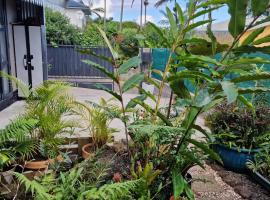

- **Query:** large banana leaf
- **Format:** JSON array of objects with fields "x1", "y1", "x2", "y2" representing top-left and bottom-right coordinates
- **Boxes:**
[{"x1": 227, "y1": 0, "x2": 248, "y2": 38}]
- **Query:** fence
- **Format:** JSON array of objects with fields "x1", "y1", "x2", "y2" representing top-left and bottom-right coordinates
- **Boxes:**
[{"x1": 47, "y1": 45, "x2": 114, "y2": 89}]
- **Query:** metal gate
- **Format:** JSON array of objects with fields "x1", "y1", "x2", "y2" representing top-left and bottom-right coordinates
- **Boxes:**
[{"x1": 47, "y1": 45, "x2": 114, "y2": 89}]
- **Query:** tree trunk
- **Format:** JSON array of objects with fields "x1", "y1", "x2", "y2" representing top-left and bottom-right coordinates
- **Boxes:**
[
  {"x1": 140, "y1": 0, "x2": 143, "y2": 29},
  {"x1": 104, "y1": 0, "x2": 107, "y2": 30},
  {"x1": 119, "y1": 0, "x2": 124, "y2": 31}
]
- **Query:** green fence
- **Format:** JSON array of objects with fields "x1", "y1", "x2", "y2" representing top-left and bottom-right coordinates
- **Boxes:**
[{"x1": 151, "y1": 48, "x2": 270, "y2": 101}]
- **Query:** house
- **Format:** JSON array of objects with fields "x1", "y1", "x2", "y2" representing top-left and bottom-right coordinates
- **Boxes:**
[
  {"x1": 45, "y1": 0, "x2": 90, "y2": 28},
  {"x1": 0, "y1": 0, "x2": 47, "y2": 111}
]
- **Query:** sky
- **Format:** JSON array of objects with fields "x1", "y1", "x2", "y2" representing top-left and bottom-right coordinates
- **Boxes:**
[{"x1": 83, "y1": 0, "x2": 230, "y2": 25}]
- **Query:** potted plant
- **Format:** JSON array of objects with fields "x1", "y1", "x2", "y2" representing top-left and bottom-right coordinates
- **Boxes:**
[
  {"x1": 0, "y1": 117, "x2": 37, "y2": 194},
  {"x1": 23, "y1": 81, "x2": 75, "y2": 170},
  {"x1": 247, "y1": 148, "x2": 270, "y2": 191},
  {"x1": 75, "y1": 99, "x2": 117, "y2": 159},
  {"x1": 206, "y1": 102, "x2": 270, "y2": 172}
]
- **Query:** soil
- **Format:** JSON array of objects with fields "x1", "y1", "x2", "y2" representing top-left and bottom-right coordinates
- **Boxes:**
[
  {"x1": 95, "y1": 144, "x2": 131, "y2": 180},
  {"x1": 208, "y1": 162, "x2": 270, "y2": 200}
]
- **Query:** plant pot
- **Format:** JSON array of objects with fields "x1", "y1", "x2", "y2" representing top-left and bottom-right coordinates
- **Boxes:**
[
  {"x1": 82, "y1": 143, "x2": 95, "y2": 159},
  {"x1": 25, "y1": 155, "x2": 63, "y2": 170},
  {"x1": 249, "y1": 170, "x2": 270, "y2": 192},
  {"x1": 212, "y1": 144, "x2": 260, "y2": 173}
]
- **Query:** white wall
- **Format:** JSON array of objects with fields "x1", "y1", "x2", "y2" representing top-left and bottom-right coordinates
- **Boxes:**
[{"x1": 64, "y1": 9, "x2": 86, "y2": 29}]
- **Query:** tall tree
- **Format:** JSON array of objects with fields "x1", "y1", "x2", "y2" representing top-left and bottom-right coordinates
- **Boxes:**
[
  {"x1": 144, "y1": 0, "x2": 149, "y2": 24},
  {"x1": 104, "y1": 0, "x2": 107, "y2": 30},
  {"x1": 119, "y1": 0, "x2": 125, "y2": 31},
  {"x1": 140, "y1": 0, "x2": 143, "y2": 29}
]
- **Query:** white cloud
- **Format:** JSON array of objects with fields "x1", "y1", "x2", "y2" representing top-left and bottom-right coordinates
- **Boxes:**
[{"x1": 136, "y1": 15, "x2": 154, "y2": 25}]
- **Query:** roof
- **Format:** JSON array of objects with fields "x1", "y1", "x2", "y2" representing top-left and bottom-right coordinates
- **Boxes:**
[{"x1": 66, "y1": 0, "x2": 88, "y2": 9}]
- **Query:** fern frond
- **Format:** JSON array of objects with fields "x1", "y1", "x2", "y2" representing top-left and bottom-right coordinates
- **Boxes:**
[
  {"x1": 13, "y1": 172, "x2": 53, "y2": 200},
  {"x1": 81, "y1": 179, "x2": 145, "y2": 200}
]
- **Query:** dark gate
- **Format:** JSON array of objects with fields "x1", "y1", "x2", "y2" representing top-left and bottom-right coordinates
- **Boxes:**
[{"x1": 47, "y1": 45, "x2": 114, "y2": 89}]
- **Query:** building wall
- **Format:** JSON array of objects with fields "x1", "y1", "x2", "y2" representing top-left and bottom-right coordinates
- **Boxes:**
[
  {"x1": 64, "y1": 9, "x2": 86, "y2": 28},
  {"x1": 240, "y1": 25, "x2": 270, "y2": 47}
]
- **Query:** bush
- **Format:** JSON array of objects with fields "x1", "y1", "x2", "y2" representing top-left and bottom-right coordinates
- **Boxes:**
[
  {"x1": 206, "y1": 103, "x2": 270, "y2": 149},
  {"x1": 45, "y1": 8, "x2": 82, "y2": 45}
]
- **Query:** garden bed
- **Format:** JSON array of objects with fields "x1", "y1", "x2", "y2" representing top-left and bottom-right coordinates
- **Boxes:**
[{"x1": 208, "y1": 162, "x2": 270, "y2": 200}]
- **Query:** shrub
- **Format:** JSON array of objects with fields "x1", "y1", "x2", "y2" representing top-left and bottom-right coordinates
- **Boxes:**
[{"x1": 206, "y1": 103, "x2": 270, "y2": 149}]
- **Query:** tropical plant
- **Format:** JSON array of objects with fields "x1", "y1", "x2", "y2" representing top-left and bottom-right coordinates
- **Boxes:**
[
  {"x1": 24, "y1": 81, "x2": 75, "y2": 158},
  {"x1": 86, "y1": 0, "x2": 270, "y2": 198},
  {"x1": 0, "y1": 72, "x2": 76, "y2": 159},
  {"x1": 206, "y1": 102, "x2": 270, "y2": 149},
  {"x1": 247, "y1": 148, "x2": 270, "y2": 179},
  {"x1": 74, "y1": 98, "x2": 117, "y2": 149},
  {"x1": 0, "y1": 117, "x2": 37, "y2": 171},
  {"x1": 82, "y1": 24, "x2": 143, "y2": 153}
]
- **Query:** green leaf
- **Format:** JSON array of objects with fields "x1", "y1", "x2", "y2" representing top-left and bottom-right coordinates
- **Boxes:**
[
  {"x1": 172, "y1": 170, "x2": 185, "y2": 198},
  {"x1": 227, "y1": 0, "x2": 248, "y2": 38},
  {"x1": 182, "y1": 55, "x2": 222, "y2": 66},
  {"x1": 126, "y1": 95, "x2": 147, "y2": 109},
  {"x1": 122, "y1": 73, "x2": 144, "y2": 92},
  {"x1": 190, "y1": 6, "x2": 222, "y2": 20},
  {"x1": 232, "y1": 45, "x2": 270, "y2": 54},
  {"x1": 144, "y1": 77, "x2": 160, "y2": 89},
  {"x1": 221, "y1": 81, "x2": 238, "y2": 103},
  {"x1": 197, "y1": 0, "x2": 228, "y2": 9},
  {"x1": 192, "y1": 124, "x2": 212, "y2": 140},
  {"x1": 170, "y1": 79, "x2": 191, "y2": 99},
  {"x1": 194, "y1": 89, "x2": 212, "y2": 107},
  {"x1": 241, "y1": 27, "x2": 265, "y2": 46},
  {"x1": 201, "y1": 98, "x2": 223, "y2": 112},
  {"x1": 238, "y1": 87, "x2": 270, "y2": 94},
  {"x1": 253, "y1": 36, "x2": 270, "y2": 45},
  {"x1": 82, "y1": 60, "x2": 118, "y2": 82},
  {"x1": 251, "y1": 0, "x2": 270, "y2": 16},
  {"x1": 95, "y1": 84, "x2": 122, "y2": 101},
  {"x1": 254, "y1": 16, "x2": 270, "y2": 27},
  {"x1": 183, "y1": 20, "x2": 213, "y2": 33},
  {"x1": 118, "y1": 56, "x2": 141, "y2": 75},
  {"x1": 0, "y1": 71, "x2": 30, "y2": 97},
  {"x1": 186, "y1": 138, "x2": 222, "y2": 163},
  {"x1": 231, "y1": 72, "x2": 270, "y2": 83},
  {"x1": 138, "y1": 87, "x2": 156, "y2": 102},
  {"x1": 95, "y1": 25, "x2": 119, "y2": 60},
  {"x1": 169, "y1": 70, "x2": 214, "y2": 82},
  {"x1": 166, "y1": 7, "x2": 178, "y2": 38},
  {"x1": 237, "y1": 95, "x2": 254, "y2": 111},
  {"x1": 148, "y1": 22, "x2": 170, "y2": 47},
  {"x1": 175, "y1": 3, "x2": 184, "y2": 25},
  {"x1": 227, "y1": 57, "x2": 270, "y2": 65}
]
